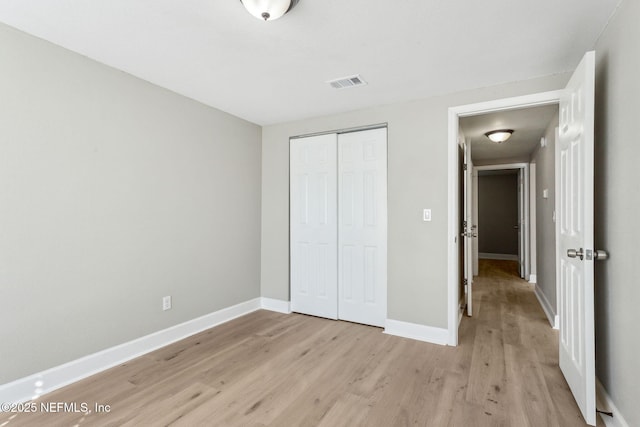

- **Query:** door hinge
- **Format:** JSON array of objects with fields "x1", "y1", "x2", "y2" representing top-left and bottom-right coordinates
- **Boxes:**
[{"x1": 463, "y1": 164, "x2": 468, "y2": 171}]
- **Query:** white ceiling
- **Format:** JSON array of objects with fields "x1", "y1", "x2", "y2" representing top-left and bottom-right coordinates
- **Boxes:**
[
  {"x1": 460, "y1": 104, "x2": 559, "y2": 162},
  {"x1": 0, "y1": 0, "x2": 620, "y2": 125}
]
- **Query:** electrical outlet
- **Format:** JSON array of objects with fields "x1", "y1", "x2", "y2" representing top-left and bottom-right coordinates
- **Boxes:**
[{"x1": 162, "y1": 296, "x2": 172, "y2": 311}]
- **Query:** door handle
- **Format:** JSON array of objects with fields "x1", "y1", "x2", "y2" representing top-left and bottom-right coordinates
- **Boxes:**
[
  {"x1": 567, "y1": 248, "x2": 584, "y2": 260},
  {"x1": 567, "y1": 248, "x2": 609, "y2": 261}
]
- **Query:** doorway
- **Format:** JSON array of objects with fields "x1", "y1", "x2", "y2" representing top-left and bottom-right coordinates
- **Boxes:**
[
  {"x1": 447, "y1": 92, "x2": 563, "y2": 345},
  {"x1": 477, "y1": 169, "x2": 520, "y2": 266},
  {"x1": 473, "y1": 165, "x2": 530, "y2": 279},
  {"x1": 448, "y1": 52, "x2": 597, "y2": 426}
]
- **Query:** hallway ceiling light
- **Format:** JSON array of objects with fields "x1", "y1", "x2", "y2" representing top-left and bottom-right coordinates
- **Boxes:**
[
  {"x1": 240, "y1": 0, "x2": 300, "y2": 21},
  {"x1": 484, "y1": 129, "x2": 514, "y2": 143}
]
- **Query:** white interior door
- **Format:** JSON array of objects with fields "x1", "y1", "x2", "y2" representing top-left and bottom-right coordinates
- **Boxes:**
[
  {"x1": 338, "y1": 128, "x2": 387, "y2": 327},
  {"x1": 463, "y1": 140, "x2": 474, "y2": 316},
  {"x1": 290, "y1": 134, "x2": 338, "y2": 319},
  {"x1": 557, "y1": 51, "x2": 596, "y2": 426}
]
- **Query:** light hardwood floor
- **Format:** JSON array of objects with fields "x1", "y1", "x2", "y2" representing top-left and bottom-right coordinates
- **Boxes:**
[{"x1": 2, "y1": 260, "x2": 599, "y2": 426}]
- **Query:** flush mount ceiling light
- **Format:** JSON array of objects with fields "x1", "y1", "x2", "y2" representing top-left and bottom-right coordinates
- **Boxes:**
[
  {"x1": 484, "y1": 129, "x2": 514, "y2": 143},
  {"x1": 240, "y1": 0, "x2": 300, "y2": 21}
]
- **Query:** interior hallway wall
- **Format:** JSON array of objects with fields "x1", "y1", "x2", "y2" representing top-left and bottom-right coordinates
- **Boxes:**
[{"x1": 531, "y1": 116, "x2": 559, "y2": 315}]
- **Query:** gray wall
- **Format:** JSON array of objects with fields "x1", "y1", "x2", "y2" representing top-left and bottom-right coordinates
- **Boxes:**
[
  {"x1": 261, "y1": 73, "x2": 570, "y2": 329},
  {"x1": 0, "y1": 24, "x2": 262, "y2": 384},
  {"x1": 477, "y1": 173, "x2": 519, "y2": 255},
  {"x1": 531, "y1": 116, "x2": 558, "y2": 312},
  {"x1": 593, "y1": 0, "x2": 639, "y2": 424}
]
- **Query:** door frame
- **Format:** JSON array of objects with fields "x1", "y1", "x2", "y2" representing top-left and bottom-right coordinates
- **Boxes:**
[
  {"x1": 474, "y1": 163, "x2": 530, "y2": 279},
  {"x1": 447, "y1": 90, "x2": 562, "y2": 346}
]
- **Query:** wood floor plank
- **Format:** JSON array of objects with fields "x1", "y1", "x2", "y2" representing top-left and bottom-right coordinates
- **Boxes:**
[
  {"x1": 1, "y1": 260, "x2": 601, "y2": 426},
  {"x1": 316, "y1": 393, "x2": 372, "y2": 427},
  {"x1": 504, "y1": 343, "x2": 560, "y2": 427}
]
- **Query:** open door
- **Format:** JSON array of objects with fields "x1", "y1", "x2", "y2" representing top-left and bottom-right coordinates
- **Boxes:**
[
  {"x1": 463, "y1": 140, "x2": 474, "y2": 316},
  {"x1": 557, "y1": 51, "x2": 596, "y2": 426},
  {"x1": 517, "y1": 169, "x2": 524, "y2": 278}
]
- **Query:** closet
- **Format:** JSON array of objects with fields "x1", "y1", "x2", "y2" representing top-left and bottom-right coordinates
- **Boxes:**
[{"x1": 290, "y1": 127, "x2": 387, "y2": 327}]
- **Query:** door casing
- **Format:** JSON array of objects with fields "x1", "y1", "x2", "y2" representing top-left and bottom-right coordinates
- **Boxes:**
[{"x1": 447, "y1": 90, "x2": 563, "y2": 346}]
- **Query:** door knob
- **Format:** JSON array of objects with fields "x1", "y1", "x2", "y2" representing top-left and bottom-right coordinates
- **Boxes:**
[
  {"x1": 594, "y1": 249, "x2": 609, "y2": 261},
  {"x1": 567, "y1": 248, "x2": 608, "y2": 261},
  {"x1": 567, "y1": 248, "x2": 584, "y2": 260}
]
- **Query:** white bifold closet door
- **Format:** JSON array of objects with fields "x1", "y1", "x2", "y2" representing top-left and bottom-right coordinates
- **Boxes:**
[{"x1": 290, "y1": 128, "x2": 387, "y2": 328}]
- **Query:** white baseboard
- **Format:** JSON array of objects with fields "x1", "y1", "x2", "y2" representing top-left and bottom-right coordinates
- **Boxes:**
[
  {"x1": 479, "y1": 252, "x2": 518, "y2": 261},
  {"x1": 260, "y1": 297, "x2": 291, "y2": 314},
  {"x1": 534, "y1": 285, "x2": 559, "y2": 329},
  {"x1": 0, "y1": 298, "x2": 262, "y2": 405},
  {"x1": 528, "y1": 274, "x2": 537, "y2": 284},
  {"x1": 596, "y1": 378, "x2": 630, "y2": 427},
  {"x1": 384, "y1": 319, "x2": 449, "y2": 346}
]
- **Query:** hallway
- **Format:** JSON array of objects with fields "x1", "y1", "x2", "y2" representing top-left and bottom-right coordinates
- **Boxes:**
[{"x1": 458, "y1": 259, "x2": 600, "y2": 426}]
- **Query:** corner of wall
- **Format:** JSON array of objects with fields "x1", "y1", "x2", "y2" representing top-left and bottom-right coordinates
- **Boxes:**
[{"x1": 596, "y1": 378, "x2": 631, "y2": 427}]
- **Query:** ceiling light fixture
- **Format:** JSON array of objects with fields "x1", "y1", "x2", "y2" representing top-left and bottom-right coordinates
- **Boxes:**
[
  {"x1": 240, "y1": 0, "x2": 300, "y2": 21},
  {"x1": 484, "y1": 129, "x2": 514, "y2": 143}
]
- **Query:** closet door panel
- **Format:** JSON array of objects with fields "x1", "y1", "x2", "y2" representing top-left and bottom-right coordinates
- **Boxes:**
[
  {"x1": 290, "y1": 134, "x2": 338, "y2": 319},
  {"x1": 338, "y1": 128, "x2": 387, "y2": 327}
]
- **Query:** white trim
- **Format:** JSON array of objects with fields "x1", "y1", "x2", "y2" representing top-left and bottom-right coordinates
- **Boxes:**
[
  {"x1": 384, "y1": 319, "x2": 449, "y2": 346},
  {"x1": 447, "y1": 107, "x2": 461, "y2": 346},
  {"x1": 0, "y1": 298, "x2": 262, "y2": 405},
  {"x1": 453, "y1": 91, "x2": 563, "y2": 118},
  {"x1": 534, "y1": 285, "x2": 559, "y2": 329},
  {"x1": 260, "y1": 297, "x2": 292, "y2": 314},
  {"x1": 447, "y1": 90, "x2": 563, "y2": 348},
  {"x1": 529, "y1": 163, "x2": 537, "y2": 283},
  {"x1": 528, "y1": 274, "x2": 537, "y2": 284},
  {"x1": 596, "y1": 378, "x2": 630, "y2": 427},
  {"x1": 479, "y1": 252, "x2": 519, "y2": 261},
  {"x1": 475, "y1": 163, "x2": 529, "y2": 171}
]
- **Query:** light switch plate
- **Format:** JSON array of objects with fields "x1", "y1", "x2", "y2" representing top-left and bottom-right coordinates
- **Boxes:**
[
  {"x1": 423, "y1": 209, "x2": 432, "y2": 221},
  {"x1": 543, "y1": 189, "x2": 549, "y2": 199}
]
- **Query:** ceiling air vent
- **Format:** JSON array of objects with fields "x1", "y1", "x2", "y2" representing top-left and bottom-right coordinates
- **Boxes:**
[{"x1": 327, "y1": 74, "x2": 367, "y2": 89}]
